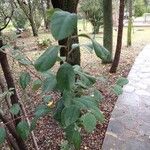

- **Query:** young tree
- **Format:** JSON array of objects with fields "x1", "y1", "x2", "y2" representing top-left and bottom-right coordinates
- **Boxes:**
[
  {"x1": 103, "y1": 0, "x2": 113, "y2": 63},
  {"x1": 110, "y1": 0, "x2": 125, "y2": 73},
  {"x1": 81, "y1": 0, "x2": 103, "y2": 34},
  {"x1": 51, "y1": 0, "x2": 80, "y2": 65},
  {"x1": 16, "y1": 0, "x2": 43, "y2": 36}
]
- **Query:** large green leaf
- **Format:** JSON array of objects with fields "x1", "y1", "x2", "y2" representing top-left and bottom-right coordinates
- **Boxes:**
[
  {"x1": 92, "y1": 40, "x2": 110, "y2": 61},
  {"x1": 42, "y1": 74, "x2": 57, "y2": 93},
  {"x1": 80, "y1": 113, "x2": 96, "y2": 133},
  {"x1": 56, "y1": 63, "x2": 75, "y2": 91},
  {"x1": 116, "y1": 77, "x2": 129, "y2": 87},
  {"x1": 61, "y1": 105, "x2": 80, "y2": 127},
  {"x1": 9, "y1": 103, "x2": 20, "y2": 115},
  {"x1": 0, "y1": 127, "x2": 6, "y2": 144},
  {"x1": 51, "y1": 11, "x2": 77, "y2": 40},
  {"x1": 34, "y1": 46, "x2": 60, "y2": 72},
  {"x1": 16, "y1": 121, "x2": 30, "y2": 140},
  {"x1": 19, "y1": 72, "x2": 31, "y2": 89}
]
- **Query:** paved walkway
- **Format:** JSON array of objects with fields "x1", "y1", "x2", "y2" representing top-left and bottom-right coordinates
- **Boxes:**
[{"x1": 102, "y1": 45, "x2": 150, "y2": 150}]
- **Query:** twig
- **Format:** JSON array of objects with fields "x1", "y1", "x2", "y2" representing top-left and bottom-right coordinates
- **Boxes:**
[{"x1": 20, "y1": 101, "x2": 39, "y2": 150}]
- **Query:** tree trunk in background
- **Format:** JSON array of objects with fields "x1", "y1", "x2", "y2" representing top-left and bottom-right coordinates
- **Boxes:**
[
  {"x1": 51, "y1": 0, "x2": 80, "y2": 65},
  {"x1": 27, "y1": 0, "x2": 38, "y2": 36},
  {"x1": 127, "y1": 0, "x2": 132, "y2": 46},
  {"x1": 45, "y1": 0, "x2": 51, "y2": 29},
  {"x1": 93, "y1": 23, "x2": 101, "y2": 34},
  {"x1": 41, "y1": 0, "x2": 47, "y2": 30},
  {"x1": 110, "y1": 0, "x2": 125, "y2": 73},
  {"x1": 103, "y1": 0, "x2": 113, "y2": 64},
  {"x1": 16, "y1": 0, "x2": 38, "y2": 36}
]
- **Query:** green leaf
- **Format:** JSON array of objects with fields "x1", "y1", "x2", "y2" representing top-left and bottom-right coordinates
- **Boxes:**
[
  {"x1": 43, "y1": 95, "x2": 52, "y2": 103},
  {"x1": 116, "y1": 77, "x2": 129, "y2": 87},
  {"x1": 62, "y1": 90, "x2": 74, "y2": 107},
  {"x1": 112, "y1": 84, "x2": 123, "y2": 96},
  {"x1": 16, "y1": 121, "x2": 30, "y2": 140},
  {"x1": 47, "y1": 8, "x2": 61, "y2": 21},
  {"x1": 42, "y1": 74, "x2": 57, "y2": 93},
  {"x1": 61, "y1": 105, "x2": 80, "y2": 127},
  {"x1": 32, "y1": 80, "x2": 42, "y2": 91},
  {"x1": 71, "y1": 130, "x2": 81, "y2": 150},
  {"x1": 51, "y1": 10, "x2": 77, "y2": 40},
  {"x1": 9, "y1": 103, "x2": 20, "y2": 115},
  {"x1": 56, "y1": 63, "x2": 75, "y2": 91},
  {"x1": 19, "y1": 72, "x2": 31, "y2": 89},
  {"x1": 34, "y1": 46, "x2": 60, "y2": 72},
  {"x1": 0, "y1": 127, "x2": 6, "y2": 144},
  {"x1": 75, "y1": 70, "x2": 96, "y2": 87},
  {"x1": 53, "y1": 99, "x2": 65, "y2": 123},
  {"x1": 90, "y1": 107, "x2": 104, "y2": 122},
  {"x1": 73, "y1": 96, "x2": 97, "y2": 109},
  {"x1": 94, "y1": 89, "x2": 103, "y2": 103},
  {"x1": 35, "y1": 105, "x2": 51, "y2": 118},
  {"x1": 30, "y1": 118, "x2": 38, "y2": 131},
  {"x1": 65, "y1": 125, "x2": 81, "y2": 150},
  {"x1": 92, "y1": 40, "x2": 110, "y2": 62},
  {"x1": 80, "y1": 113, "x2": 96, "y2": 133}
]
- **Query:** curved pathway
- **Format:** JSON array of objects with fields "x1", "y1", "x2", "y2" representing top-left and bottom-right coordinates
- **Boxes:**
[{"x1": 102, "y1": 45, "x2": 150, "y2": 150}]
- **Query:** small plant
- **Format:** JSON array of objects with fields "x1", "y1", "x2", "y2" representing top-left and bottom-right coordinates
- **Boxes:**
[{"x1": 37, "y1": 38, "x2": 52, "y2": 49}]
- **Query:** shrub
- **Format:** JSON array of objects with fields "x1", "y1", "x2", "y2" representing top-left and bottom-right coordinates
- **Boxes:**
[{"x1": 80, "y1": 0, "x2": 103, "y2": 34}]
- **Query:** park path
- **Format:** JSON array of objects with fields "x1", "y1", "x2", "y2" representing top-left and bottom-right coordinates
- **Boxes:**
[{"x1": 102, "y1": 45, "x2": 150, "y2": 150}]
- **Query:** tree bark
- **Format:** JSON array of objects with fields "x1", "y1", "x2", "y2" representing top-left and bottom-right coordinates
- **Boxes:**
[
  {"x1": 51, "y1": 0, "x2": 80, "y2": 65},
  {"x1": 0, "y1": 32, "x2": 21, "y2": 125},
  {"x1": 103, "y1": 0, "x2": 113, "y2": 64},
  {"x1": 110, "y1": 0, "x2": 125, "y2": 73},
  {"x1": 127, "y1": 0, "x2": 132, "y2": 46}
]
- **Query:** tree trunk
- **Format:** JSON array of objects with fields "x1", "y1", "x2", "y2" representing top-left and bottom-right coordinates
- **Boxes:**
[
  {"x1": 29, "y1": 17, "x2": 38, "y2": 36},
  {"x1": 46, "y1": 0, "x2": 51, "y2": 29},
  {"x1": 16, "y1": 0, "x2": 38, "y2": 36},
  {"x1": 0, "y1": 32, "x2": 27, "y2": 150},
  {"x1": 27, "y1": 0, "x2": 38, "y2": 36},
  {"x1": 51, "y1": 0, "x2": 80, "y2": 65},
  {"x1": 41, "y1": 0, "x2": 47, "y2": 30},
  {"x1": 110, "y1": 0, "x2": 125, "y2": 73},
  {"x1": 103, "y1": 0, "x2": 113, "y2": 64},
  {"x1": 0, "y1": 113, "x2": 27, "y2": 150},
  {"x1": 127, "y1": 0, "x2": 132, "y2": 46},
  {"x1": 93, "y1": 24, "x2": 100, "y2": 34}
]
